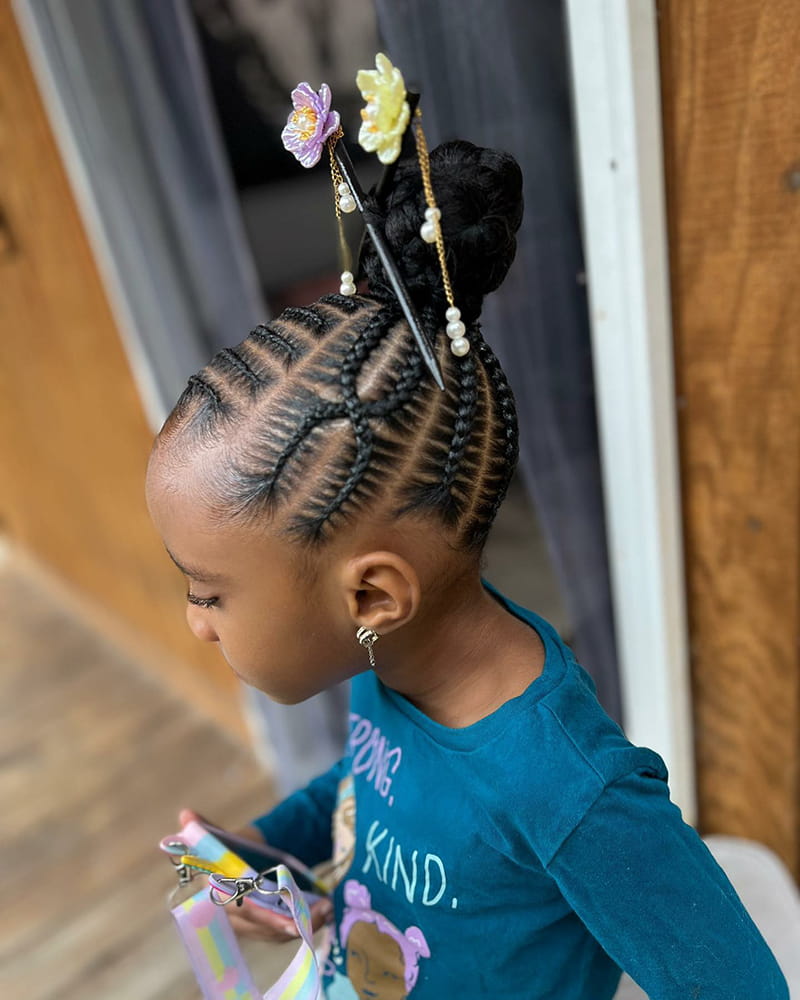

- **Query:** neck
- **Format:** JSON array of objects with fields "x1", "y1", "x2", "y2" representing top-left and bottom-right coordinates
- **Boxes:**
[{"x1": 375, "y1": 576, "x2": 545, "y2": 728}]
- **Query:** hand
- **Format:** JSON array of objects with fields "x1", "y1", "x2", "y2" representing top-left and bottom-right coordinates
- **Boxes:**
[{"x1": 177, "y1": 808, "x2": 334, "y2": 943}]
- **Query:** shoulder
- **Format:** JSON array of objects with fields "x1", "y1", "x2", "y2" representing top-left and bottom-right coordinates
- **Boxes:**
[
  {"x1": 539, "y1": 648, "x2": 667, "y2": 789},
  {"x1": 481, "y1": 589, "x2": 668, "y2": 863},
  {"x1": 500, "y1": 662, "x2": 666, "y2": 865},
  {"x1": 486, "y1": 581, "x2": 666, "y2": 782}
]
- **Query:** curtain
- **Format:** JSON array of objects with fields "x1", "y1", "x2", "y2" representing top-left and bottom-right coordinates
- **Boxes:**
[{"x1": 23, "y1": 0, "x2": 265, "y2": 421}]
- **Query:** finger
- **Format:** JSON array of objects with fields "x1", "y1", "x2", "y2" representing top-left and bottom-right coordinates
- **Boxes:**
[
  {"x1": 310, "y1": 898, "x2": 335, "y2": 932},
  {"x1": 241, "y1": 894, "x2": 334, "y2": 933},
  {"x1": 228, "y1": 896, "x2": 334, "y2": 942},
  {"x1": 229, "y1": 906, "x2": 300, "y2": 941},
  {"x1": 228, "y1": 914, "x2": 289, "y2": 942},
  {"x1": 237, "y1": 899, "x2": 300, "y2": 935},
  {"x1": 178, "y1": 807, "x2": 209, "y2": 827}
]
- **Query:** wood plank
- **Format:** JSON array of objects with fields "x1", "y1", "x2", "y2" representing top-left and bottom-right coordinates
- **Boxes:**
[
  {"x1": 658, "y1": 0, "x2": 800, "y2": 874},
  {"x1": 0, "y1": 563, "x2": 290, "y2": 1000},
  {"x1": 0, "y1": 4, "x2": 243, "y2": 737}
]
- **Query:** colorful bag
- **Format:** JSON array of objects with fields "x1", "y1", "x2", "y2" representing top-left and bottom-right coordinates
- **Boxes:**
[{"x1": 160, "y1": 818, "x2": 328, "y2": 1000}]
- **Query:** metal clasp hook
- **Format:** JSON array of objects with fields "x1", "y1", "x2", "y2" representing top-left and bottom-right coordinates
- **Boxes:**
[
  {"x1": 208, "y1": 867, "x2": 283, "y2": 907},
  {"x1": 163, "y1": 840, "x2": 199, "y2": 907},
  {"x1": 208, "y1": 875, "x2": 256, "y2": 907}
]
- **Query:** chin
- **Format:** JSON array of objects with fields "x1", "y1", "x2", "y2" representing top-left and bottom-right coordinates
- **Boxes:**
[
  {"x1": 266, "y1": 686, "x2": 321, "y2": 706},
  {"x1": 240, "y1": 677, "x2": 324, "y2": 706}
]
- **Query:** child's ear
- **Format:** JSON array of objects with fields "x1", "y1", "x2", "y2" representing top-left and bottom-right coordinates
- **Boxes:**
[{"x1": 340, "y1": 551, "x2": 421, "y2": 635}]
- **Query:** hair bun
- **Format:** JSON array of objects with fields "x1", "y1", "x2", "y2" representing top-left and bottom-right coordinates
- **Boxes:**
[{"x1": 360, "y1": 140, "x2": 524, "y2": 326}]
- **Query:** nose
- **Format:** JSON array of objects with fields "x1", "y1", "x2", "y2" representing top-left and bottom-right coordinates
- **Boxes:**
[
  {"x1": 186, "y1": 604, "x2": 219, "y2": 643},
  {"x1": 362, "y1": 955, "x2": 375, "y2": 986}
]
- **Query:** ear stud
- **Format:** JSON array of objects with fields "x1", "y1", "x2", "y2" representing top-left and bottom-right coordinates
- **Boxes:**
[{"x1": 356, "y1": 626, "x2": 380, "y2": 668}]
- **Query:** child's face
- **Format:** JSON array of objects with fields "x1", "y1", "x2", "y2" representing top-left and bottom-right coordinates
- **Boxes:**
[
  {"x1": 346, "y1": 920, "x2": 408, "y2": 1000},
  {"x1": 145, "y1": 452, "x2": 364, "y2": 703}
]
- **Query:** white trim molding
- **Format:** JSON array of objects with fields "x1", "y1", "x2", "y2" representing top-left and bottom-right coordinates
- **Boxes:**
[{"x1": 565, "y1": 1, "x2": 695, "y2": 821}]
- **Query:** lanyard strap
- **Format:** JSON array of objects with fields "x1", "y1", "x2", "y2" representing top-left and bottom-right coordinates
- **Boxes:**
[
  {"x1": 171, "y1": 864, "x2": 321, "y2": 1000},
  {"x1": 162, "y1": 821, "x2": 322, "y2": 1000}
]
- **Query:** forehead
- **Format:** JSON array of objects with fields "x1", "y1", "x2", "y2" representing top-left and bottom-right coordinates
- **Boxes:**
[{"x1": 146, "y1": 443, "x2": 279, "y2": 578}]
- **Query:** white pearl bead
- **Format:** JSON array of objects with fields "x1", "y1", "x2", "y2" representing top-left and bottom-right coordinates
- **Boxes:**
[
  {"x1": 341, "y1": 271, "x2": 354, "y2": 283},
  {"x1": 338, "y1": 182, "x2": 351, "y2": 195},
  {"x1": 450, "y1": 337, "x2": 470, "y2": 357},
  {"x1": 339, "y1": 194, "x2": 357, "y2": 213},
  {"x1": 445, "y1": 306, "x2": 461, "y2": 323},
  {"x1": 340, "y1": 282, "x2": 356, "y2": 296},
  {"x1": 446, "y1": 319, "x2": 466, "y2": 339},
  {"x1": 425, "y1": 206, "x2": 441, "y2": 222},
  {"x1": 420, "y1": 221, "x2": 437, "y2": 243}
]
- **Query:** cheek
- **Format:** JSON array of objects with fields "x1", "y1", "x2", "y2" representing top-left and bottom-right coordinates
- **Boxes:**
[
  {"x1": 223, "y1": 592, "x2": 354, "y2": 697},
  {"x1": 185, "y1": 604, "x2": 220, "y2": 643}
]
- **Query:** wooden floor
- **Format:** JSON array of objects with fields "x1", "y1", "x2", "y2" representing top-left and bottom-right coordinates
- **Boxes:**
[{"x1": 0, "y1": 559, "x2": 297, "y2": 999}]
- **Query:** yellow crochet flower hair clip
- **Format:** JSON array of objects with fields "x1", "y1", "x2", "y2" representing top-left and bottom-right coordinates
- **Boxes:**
[{"x1": 356, "y1": 52, "x2": 411, "y2": 165}]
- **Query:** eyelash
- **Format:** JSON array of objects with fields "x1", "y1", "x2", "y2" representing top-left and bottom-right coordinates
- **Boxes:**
[{"x1": 187, "y1": 592, "x2": 219, "y2": 609}]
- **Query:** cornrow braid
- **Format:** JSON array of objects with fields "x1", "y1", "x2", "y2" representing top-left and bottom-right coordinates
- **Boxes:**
[
  {"x1": 162, "y1": 294, "x2": 519, "y2": 553},
  {"x1": 364, "y1": 327, "x2": 426, "y2": 420},
  {"x1": 291, "y1": 305, "x2": 394, "y2": 537},
  {"x1": 184, "y1": 373, "x2": 223, "y2": 410},
  {"x1": 279, "y1": 306, "x2": 327, "y2": 335},
  {"x1": 217, "y1": 347, "x2": 263, "y2": 392},
  {"x1": 473, "y1": 333, "x2": 520, "y2": 530},
  {"x1": 180, "y1": 374, "x2": 229, "y2": 431},
  {"x1": 439, "y1": 348, "x2": 479, "y2": 498},
  {"x1": 250, "y1": 322, "x2": 306, "y2": 366},
  {"x1": 238, "y1": 398, "x2": 344, "y2": 514}
]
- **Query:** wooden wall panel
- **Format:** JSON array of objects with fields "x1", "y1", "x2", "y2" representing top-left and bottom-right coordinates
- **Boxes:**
[
  {"x1": 658, "y1": 0, "x2": 800, "y2": 874},
  {"x1": 0, "y1": 5, "x2": 245, "y2": 740}
]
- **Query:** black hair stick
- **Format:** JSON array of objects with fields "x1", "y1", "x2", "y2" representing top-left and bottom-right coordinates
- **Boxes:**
[{"x1": 333, "y1": 138, "x2": 445, "y2": 391}]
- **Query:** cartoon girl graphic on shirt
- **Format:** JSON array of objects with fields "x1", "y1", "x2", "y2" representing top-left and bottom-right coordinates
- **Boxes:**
[
  {"x1": 326, "y1": 879, "x2": 430, "y2": 1000},
  {"x1": 323, "y1": 774, "x2": 357, "y2": 890}
]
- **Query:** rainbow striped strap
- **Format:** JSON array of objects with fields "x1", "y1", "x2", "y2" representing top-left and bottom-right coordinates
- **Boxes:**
[
  {"x1": 171, "y1": 864, "x2": 321, "y2": 1000},
  {"x1": 163, "y1": 820, "x2": 321, "y2": 999}
]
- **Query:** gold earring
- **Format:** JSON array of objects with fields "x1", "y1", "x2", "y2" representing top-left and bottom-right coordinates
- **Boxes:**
[{"x1": 356, "y1": 626, "x2": 380, "y2": 668}]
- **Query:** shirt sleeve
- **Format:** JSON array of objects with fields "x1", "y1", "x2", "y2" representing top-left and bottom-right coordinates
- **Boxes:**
[
  {"x1": 545, "y1": 769, "x2": 789, "y2": 1000},
  {"x1": 251, "y1": 757, "x2": 345, "y2": 868}
]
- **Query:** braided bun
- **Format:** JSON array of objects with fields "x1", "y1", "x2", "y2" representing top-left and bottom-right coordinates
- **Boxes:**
[{"x1": 359, "y1": 140, "x2": 524, "y2": 325}]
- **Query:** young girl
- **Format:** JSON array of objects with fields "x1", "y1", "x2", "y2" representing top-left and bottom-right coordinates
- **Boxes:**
[{"x1": 146, "y1": 139, "x2": 788, "y2": 999}]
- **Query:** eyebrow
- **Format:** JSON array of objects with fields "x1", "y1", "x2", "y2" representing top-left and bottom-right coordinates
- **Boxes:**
[{"x1": 165, "y1": 548, "x2": 228, "y2": 584}]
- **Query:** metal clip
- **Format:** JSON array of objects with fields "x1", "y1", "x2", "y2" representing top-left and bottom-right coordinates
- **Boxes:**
[
  {"x1": 167, "y1": 865, "x2": 199, "y2": 908},
  {"x1": 163, "y1": 840, "x2": 199, "y2": 908},
  {"x1": 166, "y1": 844, "x2": 195, "y2": 887},
  {"x1": 209, "y1": 875, "x2": 257, "y2": 907},
  {"x1": 163, "y1": 839, "x2": 190, "y2": 858},
  {"x1": 208, "y1": 867, "x2": 284, "y2": 908}
]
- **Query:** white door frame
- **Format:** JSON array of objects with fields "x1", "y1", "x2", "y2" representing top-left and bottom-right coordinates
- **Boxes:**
[{"x1": 565, "y1": 0, "x2": 695, "y2": 820}]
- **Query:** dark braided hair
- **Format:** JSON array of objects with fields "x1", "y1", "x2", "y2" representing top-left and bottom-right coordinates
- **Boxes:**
[{"x1": 159, "y1": 140, "x2": 523, "y2": 554}]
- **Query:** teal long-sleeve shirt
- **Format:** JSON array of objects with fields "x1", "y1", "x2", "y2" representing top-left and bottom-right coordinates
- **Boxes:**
[{"x1": 254, "y1": 584, "x2": 788, "y2": 1000}]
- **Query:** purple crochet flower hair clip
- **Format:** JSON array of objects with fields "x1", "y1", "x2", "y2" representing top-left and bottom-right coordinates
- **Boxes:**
[{"x1": 281, "y1": 82, "x2": 340, "y2": 167}]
